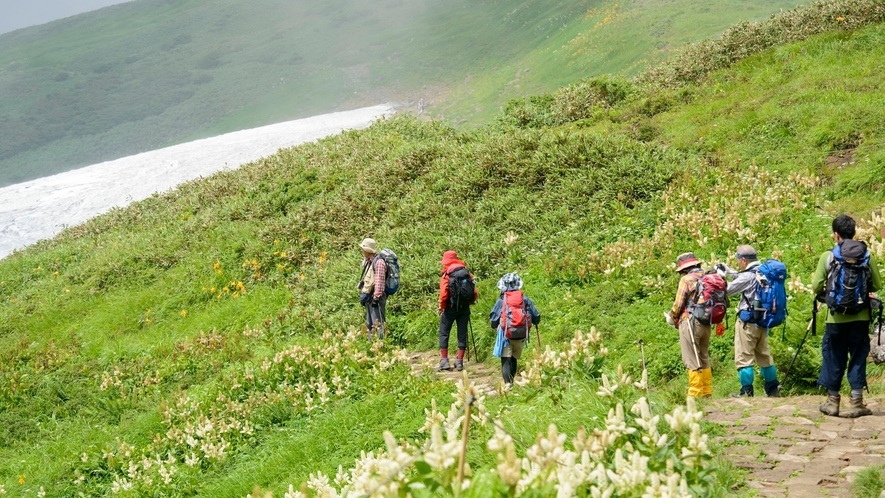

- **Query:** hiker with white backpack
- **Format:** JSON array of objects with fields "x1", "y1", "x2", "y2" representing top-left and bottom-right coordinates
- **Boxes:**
[
  {"x1": 489, "y1": 273, "x2": 541, "y2": 386},
  {"x1": 715, "y1": 245, "x2": 784, "y2": 398}
]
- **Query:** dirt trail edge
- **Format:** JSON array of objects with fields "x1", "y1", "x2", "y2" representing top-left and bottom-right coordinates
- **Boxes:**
[
  {"x1": 706, "y1": 395, "x2": 884, "y2": 497},
  {"x1": 408, "y1": 351, "x2": 502, "y2": 397}
]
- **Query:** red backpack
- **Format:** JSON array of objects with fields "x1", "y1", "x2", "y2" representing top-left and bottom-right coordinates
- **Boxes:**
[
  {"x1": 502, "y1": 291, "x2": 530, "y2": 340},
  {"x1": 690, "y1": 273, "x2": 728, "y2": 325}
]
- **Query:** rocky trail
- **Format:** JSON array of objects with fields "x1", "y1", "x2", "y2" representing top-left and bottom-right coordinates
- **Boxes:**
[
  {"x1": 706, "y1": 395, "x2": 884, "y2": 496},
  {"x1": 408, "y1": 351, "x2": 503, "y2": 397},
  {"x1": 407, "y1": 351, "x2": 885, "y2": 496}
]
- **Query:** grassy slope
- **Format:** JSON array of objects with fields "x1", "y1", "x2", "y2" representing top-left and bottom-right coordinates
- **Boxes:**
[
  {"x1": 0, "y1": 0, "x2": 799, "y2": 187},
  {"x1": 2, "y1": 11, "x2": 885, "y2": 498}
]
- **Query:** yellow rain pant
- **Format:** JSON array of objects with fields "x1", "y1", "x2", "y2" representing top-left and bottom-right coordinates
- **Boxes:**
[
  {"x1": 687, "y1": 368, "x2": 713, "y2": 398},
  {"x1": 700, "y1": 367, "x2": 712, "y2": 397},
  {"x1": 687, "y1": 370, "x2": 704, "y2": 398}
]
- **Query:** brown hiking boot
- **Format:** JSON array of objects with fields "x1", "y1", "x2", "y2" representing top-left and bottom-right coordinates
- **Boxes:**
[
  {"x1": 819, "y1": 395, "x2": 840, "y2": 417},
  {"x1": 847, "y1": 396, "x2": 872, "y2": 418}
]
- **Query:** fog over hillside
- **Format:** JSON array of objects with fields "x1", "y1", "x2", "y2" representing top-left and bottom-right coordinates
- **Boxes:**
[
  {"x1": 0, "y1": 0, "x2": 132, "y2": 34},
  {"x1": 0, "y1": 105, "x2": 395, "y2": 259}
]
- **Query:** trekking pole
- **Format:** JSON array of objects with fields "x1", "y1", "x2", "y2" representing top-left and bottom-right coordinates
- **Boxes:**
[
  {"x1": 468, "y1": 319, "x2": 477, "y2": 362},
  {"x1": 635, "y1": 339, "x2": 651, "y2": 404},
  {"x1": 687, "y1": 318, "x2": 702, "y2": 371},
  {"x1": 873, "y1": 297, "x2": 882, "y2": 346},
  {"x1": 535, "y1": 323, "x2": 542, "y2": 350},
  {"x1": 376, "y1": 300, "x2": 386, "y2": 342},
  {"x1": 782, "y1": 300, "x2": 818, "y2": 389}
]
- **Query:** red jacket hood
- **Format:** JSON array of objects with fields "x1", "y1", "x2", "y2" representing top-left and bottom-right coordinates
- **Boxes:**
[
  {"x1": 442, "y1": 259, "x2": 467, "y2": 273},
  {"x1": 440, "y1": 250, "x2": 460, "y2": 267}
]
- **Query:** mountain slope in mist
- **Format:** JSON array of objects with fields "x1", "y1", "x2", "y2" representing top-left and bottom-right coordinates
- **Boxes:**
[{"x1": 0, "y1": 0, "x2": 799, "y2": 186}]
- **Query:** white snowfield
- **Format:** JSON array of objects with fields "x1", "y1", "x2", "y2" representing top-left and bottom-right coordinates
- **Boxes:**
[{"x1": 0, "y1": 104, "x2": 396, "y2": 259}]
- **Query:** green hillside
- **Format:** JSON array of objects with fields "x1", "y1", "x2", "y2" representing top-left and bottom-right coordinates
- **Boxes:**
[
  {"x1": 3, "y1": 1, "x2": 885, "y2": 496},
  {"x1": 0, "y1": 0, "x2": 801, "y2": 187}
]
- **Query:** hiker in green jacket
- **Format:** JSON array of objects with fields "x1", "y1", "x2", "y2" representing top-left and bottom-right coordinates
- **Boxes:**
[{"x1": 812, "y1": 215, "x2": 881, "y2": 418}]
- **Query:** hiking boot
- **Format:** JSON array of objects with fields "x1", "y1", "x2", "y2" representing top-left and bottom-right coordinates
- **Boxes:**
[
  {"x1": 847, "y1": 396, "x2": 872, "y2": 418},
  {"x1": 819, "y1": 395, "x2": 840, "y2": 417},
  {"x1": 438, "y1": 358, "x2": 452, "y2": 371},
  {"x1": 764, "y1": 380, "x2": 781, "y2": 397},
  {"x1": 729, "y1": 385, "x2": 754, "y2": 398},
  {"x1": 454, "y1": 359, "x2": 464, "y2": 371}
]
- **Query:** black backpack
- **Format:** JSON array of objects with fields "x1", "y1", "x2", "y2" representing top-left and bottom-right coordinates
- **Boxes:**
[
  {"x1": 825, "y1": 239, "x2": 872, "y2": 315},
  {"x1": 446, "y1": 266, "x2": 475, "y2": 312}
]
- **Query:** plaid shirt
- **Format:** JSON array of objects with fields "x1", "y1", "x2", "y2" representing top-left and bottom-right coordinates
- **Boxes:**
[
  {"x1": 363, "y1": 256, "x2": 387, "y2": 299},
  {"x1": 669, "y1": 268, "x2": 703, "y2": 324}
]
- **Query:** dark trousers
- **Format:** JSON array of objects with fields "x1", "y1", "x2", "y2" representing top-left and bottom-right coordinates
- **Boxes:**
[
  {"x1": 501, "y1": 357, "x2": 518, "y2": 384},
  {"x1": 439, "y1": 308, "x2": 470, "y2": 350},
  {"x1": 818, "y1": 321, "x2": 870, "y2": 391},
  {"x1": 364, "y1": 294, "x2": 387, "y2": 340}
]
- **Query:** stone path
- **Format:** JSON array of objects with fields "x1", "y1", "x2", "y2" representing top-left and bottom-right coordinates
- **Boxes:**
[
  {"x1": 408, "y1": 351, "x2": 502, "y2": 397},
  {"x1": 706, "y1": 395, "x2": 885, "y2": 496}
]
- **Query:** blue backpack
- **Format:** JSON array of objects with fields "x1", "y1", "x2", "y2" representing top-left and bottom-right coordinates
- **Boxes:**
[
  {"x1": 374, "y1": 249, "x2": 401, "y2": 295},
  {"x1": 825, "y1": 240, "x2": 871, "y2": 315},
  {"x1": 739, "y1": 259, "x2": 788, "y2": 330}
]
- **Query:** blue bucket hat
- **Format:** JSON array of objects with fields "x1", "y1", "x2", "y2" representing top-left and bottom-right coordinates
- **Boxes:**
[{"x1": 496, "y1": 273, "x2": 523, "y2": 292}]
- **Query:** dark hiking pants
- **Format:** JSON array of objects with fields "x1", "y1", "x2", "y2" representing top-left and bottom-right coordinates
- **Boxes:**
[
  {"x1": 818, "y1": 321, "x2": 870, "y2": 391},
  {"x1": 364, "y1": 294, "x2": 388, "y2": 340},
  {"x1": 439, "y1": 308, "x2": 470, "y2": 350}
]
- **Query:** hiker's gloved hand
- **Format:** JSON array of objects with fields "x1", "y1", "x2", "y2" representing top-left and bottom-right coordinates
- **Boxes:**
[
  {"x1": 371, "y1": 296, "x2": 380, "y2": 306},
  {"x1": 715, "y1": 263, "x2": 732, "y2": 278},
  {"x1": 359, "y1": 293, "x2": 371, "y2": 306},
  {"x1": 664, "y1": 312, "x2": 676, "y2": 328}
]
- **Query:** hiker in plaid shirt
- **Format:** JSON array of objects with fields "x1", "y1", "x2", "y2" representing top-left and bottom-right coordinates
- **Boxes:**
[{"x1": 357, "y1": 238, "x2": 387, "y2": 341}]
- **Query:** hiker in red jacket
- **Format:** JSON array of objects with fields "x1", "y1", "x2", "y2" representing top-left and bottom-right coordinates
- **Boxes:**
[{"x1": 437, "y1": 250, "x2": 478, "y2": 371}]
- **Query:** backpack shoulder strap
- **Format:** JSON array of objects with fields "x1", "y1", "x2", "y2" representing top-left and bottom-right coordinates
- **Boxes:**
[{"x1": 360, "y1": 259, "x2": 372, "y2": 280}]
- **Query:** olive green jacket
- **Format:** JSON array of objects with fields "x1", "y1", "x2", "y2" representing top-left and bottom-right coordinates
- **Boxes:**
[{"x1": 811, "y1": 248, "x2": 881, "y2": 323}]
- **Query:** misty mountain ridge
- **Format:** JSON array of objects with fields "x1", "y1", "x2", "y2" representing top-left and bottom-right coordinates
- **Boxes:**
[{"x1": 0, "y1": 0, "x2": 799, "y2": 187}]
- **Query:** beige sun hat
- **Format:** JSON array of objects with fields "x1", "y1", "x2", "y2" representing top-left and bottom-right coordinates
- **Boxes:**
[
  {"x1": 675, "y1": 252, "x2": 700, "y2": 272},
  {"x1": 359, "y1": 238, "x2": 378, "y2": 254}
]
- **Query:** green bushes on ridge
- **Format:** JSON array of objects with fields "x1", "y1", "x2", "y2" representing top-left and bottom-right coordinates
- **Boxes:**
[{"x1": 640, "y1": 0, "x2": 885, "y2": 88}]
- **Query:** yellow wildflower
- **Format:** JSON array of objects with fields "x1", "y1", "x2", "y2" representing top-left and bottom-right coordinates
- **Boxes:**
[{"x1": 180, "y1": 310, "x2": 187, "y2": 318}]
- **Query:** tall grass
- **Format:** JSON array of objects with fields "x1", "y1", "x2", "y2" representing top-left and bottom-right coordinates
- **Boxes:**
[{"x1": 1, "y1": 4, "x2": 885, "y2": 495}]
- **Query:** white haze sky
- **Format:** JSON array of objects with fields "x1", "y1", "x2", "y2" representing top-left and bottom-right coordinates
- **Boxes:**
[{"x1": 0, "y1": 0, "x2": 132, "y2": 35}]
